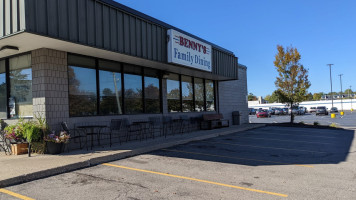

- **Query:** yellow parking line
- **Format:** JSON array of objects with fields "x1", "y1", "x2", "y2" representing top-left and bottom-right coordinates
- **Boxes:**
[
  {"x1": 102, "y1": 163, "x2": 288, "y2": 198},
  {"x1": 0, "y1": 189, "x2": 35, "y2": 200},
  {"x1": 162, "y1": 149, "x2": 314, "y2": 168},
  {"x1": 202, "y1": 141, "x2": 328, "y2": 154},
  {"x1": 233, "y1": 135, "x2": 332, "y2": 145}
]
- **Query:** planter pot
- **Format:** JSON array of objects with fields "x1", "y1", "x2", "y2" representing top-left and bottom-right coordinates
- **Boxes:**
[
  {"x1": 46, "y1": 142, "x2": 63, "y2": 155},
  {"x1": 11, "y1": 143, "x2": 29, "y2": 155}
]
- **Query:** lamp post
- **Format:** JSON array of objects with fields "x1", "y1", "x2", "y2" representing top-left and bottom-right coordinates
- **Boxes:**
[
  {"x1": 338, "y1": 74, "x2": 343, "y2": 113},
  {"x1": 327, "y1": 64, "x2": 334, "y2": 108},
  {"x1": 351, "y1": 86, "x2": 353, "y2": 111}
]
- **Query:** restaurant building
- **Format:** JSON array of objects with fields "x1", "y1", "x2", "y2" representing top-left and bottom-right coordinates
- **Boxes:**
[{"x1": 0, "y1": 0, "x2": 248, "y2": 129}]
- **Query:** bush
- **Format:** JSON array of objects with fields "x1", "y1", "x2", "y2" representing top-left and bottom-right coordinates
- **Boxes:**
[
  {"x1": 299, "y1": 121, "x2": 305, "y2": 125},
  {"x1": 313, "y1": 121, "x2": 320, "y2": 126}
]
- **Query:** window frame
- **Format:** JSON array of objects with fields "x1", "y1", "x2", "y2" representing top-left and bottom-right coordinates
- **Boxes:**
[{"x1": 0, "y1": 52, "x2": 33, "y2": 120}]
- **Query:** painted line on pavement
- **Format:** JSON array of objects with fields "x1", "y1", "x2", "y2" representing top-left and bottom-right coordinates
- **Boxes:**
[
  {"x1": 201, "y1": 141, "x2": 328, "y2": 154},
  {"x1": 102, "y1": 163, "x2": 288, "y2": 198},
  {"x1": 162, "y1": 149, "x2": 314, "y2": 168},
  {"x1": 0, "y1": 189, "x2": 35, "y2": 200},
  {"x1": 232, "y1": 135, "x2": 332, "y2": 145}
]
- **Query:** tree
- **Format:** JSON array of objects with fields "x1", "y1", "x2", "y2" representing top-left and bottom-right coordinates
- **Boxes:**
[
  {"x1": 248, "y1": 93, "x2": 257, "y2": 101},
  {"x1": 273, "y1": 45, "x2": 311, "y2": 123},
  {"x1": 344, "y1": 89, "x2": 353, "y2": 98},
  {"x1": 265, "y1": 90, "x2": 280, "y2": 103},
  {"x1": 313, "y1": 92, "x2": 323, "y2": 101}
]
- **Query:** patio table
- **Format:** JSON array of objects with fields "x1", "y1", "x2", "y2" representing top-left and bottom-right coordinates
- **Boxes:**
[{"x1": 76, "y1": 125, "x2": 107, "y2": 150}]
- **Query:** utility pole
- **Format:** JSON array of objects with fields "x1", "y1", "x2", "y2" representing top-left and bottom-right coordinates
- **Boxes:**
[
  {"x1": 338, "y1": 74, "x2": 343, "y2": 112},
  {"x1": 327, "y1": 64, "x2": 334, "y2": 108}
]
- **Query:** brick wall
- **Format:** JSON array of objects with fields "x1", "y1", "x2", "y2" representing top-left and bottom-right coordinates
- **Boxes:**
[{"x1": 218, "y1": 65, "x2": 248, "y2": 124}]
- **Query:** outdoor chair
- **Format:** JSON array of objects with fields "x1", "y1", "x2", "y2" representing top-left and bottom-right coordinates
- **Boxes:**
[
  {"x1": 162, "y1": 116, "x2": 173, "y2": 137},
  {"x1": 179, "y1": 115, "x2": 190, "y2": 134},
  {"x1": 122, "y1": 119, "x2": 142, "y2": 141},
  {"x1": 105, "y1": 119, "x2": 127, "y2": 146},
  {"x1": 149, "y1": 117, "x2": 163, "y2": 137},
  {"x1": 61, "y1": 122, "x2": 85, "y2": 151},
  {"x1": 0, "y1": 130, "x2": 11, "y2": 155}
]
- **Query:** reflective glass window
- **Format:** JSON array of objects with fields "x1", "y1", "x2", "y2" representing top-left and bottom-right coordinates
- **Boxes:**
[
  {"x1": 68, "y1": 55, "x2": 97, "y2": 116},
  {"x1": 124, "y1": 65, "x2": 143, "y2": 114},
  {"x1": 9, "y1": 54, "x2": 32, "y2": 118},
  {"x1": 194, "y1": 78, "x2": 205, "y2": 112},
  {"x1": 99, "y1": 60, "x2": 122, "y2": 115},
  {"x1": 182, "y1": 76, "x2": 193, "y2": 112},
  {"x1": 167, "y1": 74, "x2": 181, "y2": 112},
  {"x1": 0, "y1": 60, "x2": 6, "y2": 119},
  {"x1": 144, "y1": 69, "x2": 160, "y2": 114},
  {"x1": 206, "y1": 80, "x2": 215, "y2": 111}
]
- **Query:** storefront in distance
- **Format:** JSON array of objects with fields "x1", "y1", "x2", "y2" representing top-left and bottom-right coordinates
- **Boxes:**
[{"x1": 0, "y1": 0, "x2": 248, "y2": 129}]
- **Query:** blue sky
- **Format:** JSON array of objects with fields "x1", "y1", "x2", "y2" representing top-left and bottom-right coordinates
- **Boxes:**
[{"x1": 116, "y1": 0, "x2": 356, "y2": 97}]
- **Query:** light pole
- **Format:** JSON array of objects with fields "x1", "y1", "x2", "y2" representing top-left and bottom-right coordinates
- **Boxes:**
[
  {"x1": 338, "y1": 74, "x2": 343, "y2": 112},
  {"x1": 327, "y1": 64, "x2": 334, "y2": 108},
  {"x1": 351, "y1": 86, "x2": 353, "y2": 111}
]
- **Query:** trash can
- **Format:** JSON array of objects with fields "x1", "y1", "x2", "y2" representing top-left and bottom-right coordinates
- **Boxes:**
[{"x1": 232, "y1": 111, "x2": 240, "y2": 125}]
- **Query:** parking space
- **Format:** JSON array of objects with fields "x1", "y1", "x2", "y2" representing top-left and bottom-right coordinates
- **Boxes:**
[
  {"x1": 250, "y1": 111, "x2": 356, "y2": 129},
  {"x1": 1, "y1": 126, "x2": 355, "y2": 200}
]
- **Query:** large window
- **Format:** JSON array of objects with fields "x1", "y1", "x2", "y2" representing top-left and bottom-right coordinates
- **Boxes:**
[
  {"x1": 0, "y1": 61, "x2": 6, "y2": 119},
  {"x1": 144, "y1": 69, "x2": 161, "y2": 113},
  {"x1": 194, "y1": 78, "x2": 204, "y2": 112},
  {"x1": 182, "y1": 76, "x2": 193, "y2": 112},
  {"x1": 99, "y1": 60, "x2": 122, "y2": 115},
  {"x1": 68, "y1": 55, "x2": 97, "y2": 117},
  {"x1": 9, "y1": 54, "x2": 32, "y2": 119},
  {"x1": 206, "y1": 80, "x2": 215, "y2": 111},
  {"x1": 167, "y1": 74, "x2": 181, "y2": 112},
  {"x1": 124, "y1": 65, "x2": 143, "y2": 114}
]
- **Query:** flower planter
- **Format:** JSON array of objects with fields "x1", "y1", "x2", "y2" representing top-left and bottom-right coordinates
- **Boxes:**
[
  {"x1": 11, "y1": 143, "x2": 29, "y2": 155},
  {"x1": 46, "y1": 142, "x2": 63, "y2": 155}
]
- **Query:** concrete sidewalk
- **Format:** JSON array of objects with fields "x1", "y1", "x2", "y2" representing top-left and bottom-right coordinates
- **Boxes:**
[{"x1": 0, "y1": 124, "x2": 265, "y2": 188}]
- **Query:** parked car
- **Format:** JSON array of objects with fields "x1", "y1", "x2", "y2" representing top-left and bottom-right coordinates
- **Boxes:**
[
  {"x1": 274, "y1": 108, "x2": 283, "y2": 115},
  {"x1": 330, "y1": 107, "x2": 338, "y2": 113},
  {"x1": 298, "y1": 107, "x2": 306, "y2": 115},
  {"x1": 282, "y1": 108, "x2": 289, "y2": 115},
  {"x1": 249, "y1": 108, "x2": 256, "y2": 115},
  {"x1": 316, "y1": 106, "x2": 328, "y2": 115},
  {"x1": 309, "y1": 107, "x2": 317, "y2": 113},
  {"x1": 256, "y1": 109, "x2": 271, "y2": 118}
]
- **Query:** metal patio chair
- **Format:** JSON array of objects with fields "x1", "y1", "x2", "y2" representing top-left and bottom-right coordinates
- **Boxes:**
[
  {"x1": 104, "y1": 119, "x2": 127, "y2": 146},
  {"x1": 61, "y1": 122, "x2": 85, "y2": 151},
  {"x1": 149, "y1": 117, "x2": 163, "y2": 137},
  {"x1": 0, "y1": 130, "x2": 11, "y2": 155},
  {"x1": 162, "y1": 116, "x2": 173, "y2": 137},
  {"x1": 122, "y1": 118, "x2": 142, "y2": 142}
]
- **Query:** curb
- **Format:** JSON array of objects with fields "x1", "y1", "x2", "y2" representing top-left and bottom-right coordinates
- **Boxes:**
[{"x1": 0, "y1": 124, "x2": 265, "y2": 188}]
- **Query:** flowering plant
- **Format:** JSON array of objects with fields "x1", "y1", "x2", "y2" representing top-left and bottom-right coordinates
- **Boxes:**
[
  {"x1": 4, "y1": 124, "x2": 24, "y2": 141},
  {"x1": 44, "y1": 131, "x2": 70, "y2": 143}
]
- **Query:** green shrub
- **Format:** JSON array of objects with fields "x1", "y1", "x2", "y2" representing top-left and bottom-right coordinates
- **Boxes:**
[
  {"x1": 313, "y1": 121, "x2": 320, "y2": 126},
  {"x1": 299, "y1": 121, "x2": 305, "y2": 125}
]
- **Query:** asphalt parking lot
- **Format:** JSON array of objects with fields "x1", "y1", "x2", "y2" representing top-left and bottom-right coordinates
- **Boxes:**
[
  {"x1": 250, "y1": 111, "x2": 356, "y2": 129},
  {"x1": 1, "y1": 126, "x2": 355, "y2": 200}
]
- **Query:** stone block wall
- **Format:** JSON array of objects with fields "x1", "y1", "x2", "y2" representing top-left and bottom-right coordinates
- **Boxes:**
[
  {"x1": 32, "y1": 48, "x2": 69, "y2": 129},
  {"x1": 218, "y1": 65, "x2": 248, "y2": 124}
]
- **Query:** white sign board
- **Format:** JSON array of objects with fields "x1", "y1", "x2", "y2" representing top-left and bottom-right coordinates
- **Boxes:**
[{"x1": 167, "y1": 29, "x2": 212, "y2": 72}]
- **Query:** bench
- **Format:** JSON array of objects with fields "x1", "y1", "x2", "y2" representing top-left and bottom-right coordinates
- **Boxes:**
[{"x1": 200, "y1": 114, "x2": 229, "y2": 130}]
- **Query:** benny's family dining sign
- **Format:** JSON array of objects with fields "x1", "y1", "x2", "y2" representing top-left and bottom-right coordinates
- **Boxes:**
[{"x1": 167, "y1": 29, "x2": 212, "y2": 72}]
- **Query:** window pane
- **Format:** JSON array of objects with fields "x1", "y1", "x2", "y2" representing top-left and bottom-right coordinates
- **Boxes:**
[
  {"x1": 68, "y1": 66, "x2": 97, "y2": 116},
  {"x1": 99, "y1": 60, "x2": 122, "y2": 115},
  {"x1": 206, "y1": 80, "x2": 215, "y2": 111},
  {"x1": 9, "y1": 54, "x2": 32, "y2": 118},
  {"x1": 144, "y1": 69, "x2": 160, "y2": 114},
  {"x1": 124, "y1": 65, "x2": 143, "y2": 114},
  {"x1": 194, "y1": 78, "x2": 204, "y2": 112},
  {"x1": 0, "y1": 60, "x2": 6, "y2": 119},
  {"x1": 167, "y1": 74, "x2": 181, "y2": 112},
  {"x1": 182, "y1": 76, "x2": 193, "y2": 112}
]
